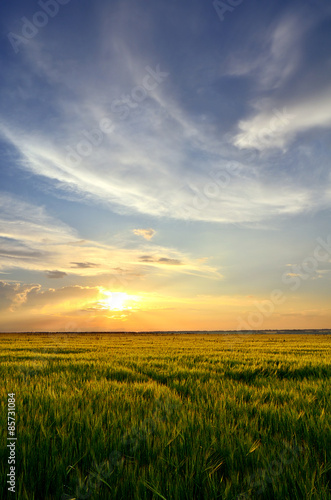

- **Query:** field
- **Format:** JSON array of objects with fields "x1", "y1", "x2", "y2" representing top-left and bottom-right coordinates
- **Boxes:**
[{"x1": 0, "y1": 332, "x2": 330, "y2": 499}]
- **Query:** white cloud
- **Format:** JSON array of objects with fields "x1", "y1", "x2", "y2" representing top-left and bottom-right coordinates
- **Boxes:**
[
  {"x1": 1, "y1": 6, "x2": 330, "y2": 227},
  {"x1": 0, "y1": 192, "x2": 75, "y2": 244},
  {"x1": 233, "y1": 88, "x2": 331, "y2": 151},
  {"x1": 230, "y1": 11, "x2": 331, "y2": 152},
  {"x1": 0, "y1": 193, "x2": 220, "y2": 279},
  {"x1": 0, "y1": 281, "x2": 40, "y2": 312}
]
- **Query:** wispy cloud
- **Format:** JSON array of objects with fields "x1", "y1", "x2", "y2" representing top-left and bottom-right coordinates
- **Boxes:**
[
  {"x1": 0, "y1": 3, "x2": 330, "y2": 226},
  {"x1": 0, "y1": 193, "x2": 220, "y2": 281},
  {"x1": 233, "y1": 89, "x2": 331, "y2": 151},
  {"x1": 139, "y1": 255, "x2": 182, "y2": 266},
  {"x1": 70, "y1": 262, "x2": 100, "y2": 269}
]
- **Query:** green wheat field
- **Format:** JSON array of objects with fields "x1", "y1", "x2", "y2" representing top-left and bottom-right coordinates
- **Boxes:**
[{"x1": 1, "y1": 332, "x2": 330, "y2": 499}]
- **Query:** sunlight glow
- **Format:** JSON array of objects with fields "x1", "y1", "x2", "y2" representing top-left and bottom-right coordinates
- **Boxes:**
[{"x1": 97, "y1": 290, "x2": 140, "y2": 311}]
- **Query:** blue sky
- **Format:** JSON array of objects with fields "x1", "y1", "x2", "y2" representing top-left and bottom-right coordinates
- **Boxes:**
[{"x1": 0, "y1": 0, "x2": 330, "y2": 331}]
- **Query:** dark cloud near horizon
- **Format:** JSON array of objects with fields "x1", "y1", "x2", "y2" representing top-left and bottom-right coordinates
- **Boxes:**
[
  {"x1": 139, "y1": 255, "x2": 182, "y2": 265},
  {"x1": 70, "y1": 262, "x2": 99, "y2": 269},
  {"x1": 45, "y1": 271, "x2": 68, "y2": 279}
]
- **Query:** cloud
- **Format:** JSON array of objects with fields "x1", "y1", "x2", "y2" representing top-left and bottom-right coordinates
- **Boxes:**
[
  {"x1": 0, "y1": 282, "x2": 101, "y2": 316},
  {"x1": 135, "y1": 248, "x2": 222, "y2": 279},
  {"x1": 225, "y1": 12, "x2": 304, "y2": 90},
  {"x1": 0, "y1": 192, "x2": 75, "y2": 244},
  {"x1": 45, "y1": 270, "x2": 68, "y2": 279},
  {"x1": 133, "y1": 228, "x2": 156, "y2": 240},
  {"x1": 157, "y1": 257, "x2": 182, "y2": 265},
  {"x1": 0, "y1": 243, "x2": 43, "y2": 260},
  {"x1": 0, "y1": 1, "x2": 330, "y2": 332},
  {"x1": 135, "y1": 252, "x2": 222, "y2": 280},
  {"x1": 233, "y1": 90, "x2": 331, "y2": 151},
  {"x1": 0, "y1": 281, "x2": 40, "y2": 311},
  {"x1": 0, "y1": 1, "x2": 330, "y2": 229},
  {"x1": 0, "y1": 194, "x2": 220, "y2": 280},
  {"x1": 70, "y1": 262, "x2": 99, "y2": 269},
  {"x1": 231, "y1": 10, "x2": 331, "y2": 151},
  {"x1": 139, "y1": 255, "x2": 182, "y2": 265},
  {"x1": 139, "y1": 255, "x2": 154, "y2": 263}
]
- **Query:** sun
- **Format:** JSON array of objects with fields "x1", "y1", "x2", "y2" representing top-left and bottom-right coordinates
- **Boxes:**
[{"x1": 98, "y1": 290, "x2": 139, "y2": 311}]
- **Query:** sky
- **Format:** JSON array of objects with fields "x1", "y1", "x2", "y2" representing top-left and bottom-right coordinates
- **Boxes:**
[{"x1": 0, "y1": 0, "x2": 330, "y2": 332}]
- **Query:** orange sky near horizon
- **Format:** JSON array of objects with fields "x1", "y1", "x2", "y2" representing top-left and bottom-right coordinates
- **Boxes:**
[{"x1": 1, "y1": 286, "x2": 330, "y2": 332}]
